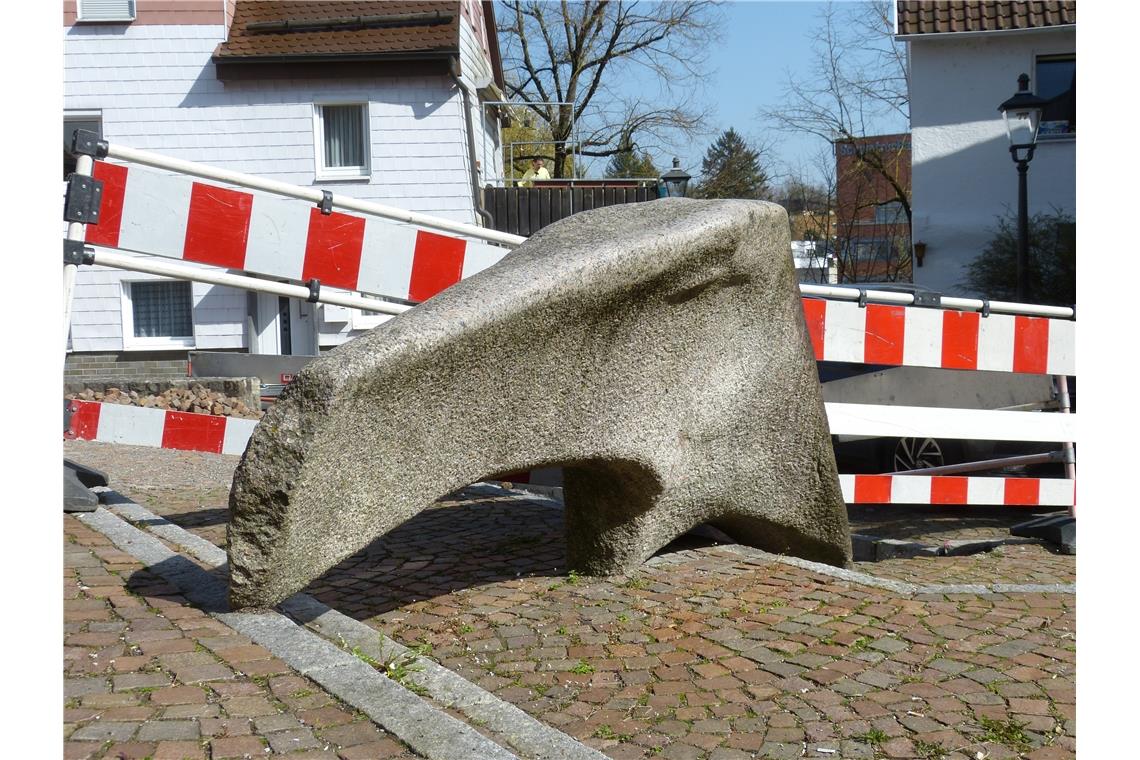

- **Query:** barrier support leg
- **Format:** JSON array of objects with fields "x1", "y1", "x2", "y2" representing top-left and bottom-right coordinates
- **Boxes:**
[
  {"x1": 64, "y1": 153, "x2": 94, "y2": 361},
  {"x1": 1054, "y1": 374, "x2": 1076, "y2": 517}
]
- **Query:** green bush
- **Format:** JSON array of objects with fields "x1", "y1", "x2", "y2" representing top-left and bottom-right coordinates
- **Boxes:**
[{"x1": 960, "y1": 209, "x2": 1075, "y2": 306}]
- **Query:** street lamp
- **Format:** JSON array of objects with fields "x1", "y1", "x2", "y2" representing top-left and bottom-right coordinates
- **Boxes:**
[
  {"x1": 660, "y1": 158, "x2": 691, "y2": 198},
  {"x1": 998, "y1": 73, "x2": 1049, "y2": 302}
]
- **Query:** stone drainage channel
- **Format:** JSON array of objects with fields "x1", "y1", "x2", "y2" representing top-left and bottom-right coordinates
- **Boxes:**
[{"x1": 77, "y1": 485, "x2": 1073, "y2": 760}]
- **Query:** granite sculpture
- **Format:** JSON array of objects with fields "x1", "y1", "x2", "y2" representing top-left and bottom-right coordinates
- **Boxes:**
[{"x1": 228, "y1": 198, "x2": 850, "y2": 609}]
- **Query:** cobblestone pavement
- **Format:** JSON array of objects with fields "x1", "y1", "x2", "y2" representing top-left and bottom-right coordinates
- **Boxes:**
[
  {"x1": 65, "y1": 442, "x2": 1077, "y2": 759},
  {"x1": 65, "y1": 516, "x2": 424, "y2": 760},
  {"x1": 846, "y1": 505, "x2": 1063, "y2": 544}
]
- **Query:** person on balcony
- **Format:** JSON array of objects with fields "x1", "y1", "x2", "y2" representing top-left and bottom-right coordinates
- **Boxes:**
[{"x1": 519, "y1": 157, "x2": 551, "y2": 187}]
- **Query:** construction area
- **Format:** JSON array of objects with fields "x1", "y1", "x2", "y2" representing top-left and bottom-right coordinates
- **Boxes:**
[{"x1": 58, "y1": 127, "x2": 1079, "y2": 760}]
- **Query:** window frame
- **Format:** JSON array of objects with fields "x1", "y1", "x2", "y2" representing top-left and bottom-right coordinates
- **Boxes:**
[
  {"x1": 119, "y1": 278, "x2": 196, "y2": 351},
  {"x1": 1034, "y1": 52, "x2": 1075, "y2": 141},
  {"x1": 64, "y1": 110, "x2": 102, "y2": 178},
  {"x1": 312, "y1": 102, "x2": 372, "y2": 182},
  {"x1": 76, "y1": 0, "x2": 137, "y2": 23}
]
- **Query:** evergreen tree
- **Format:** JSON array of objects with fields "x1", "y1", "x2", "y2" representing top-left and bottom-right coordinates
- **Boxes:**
[
  {"x1": 695, "y1": 129, "x2": 770, "y2": 199},
  {"x1": 604, "y1": 150, "x2": 660, "y2": 179}
]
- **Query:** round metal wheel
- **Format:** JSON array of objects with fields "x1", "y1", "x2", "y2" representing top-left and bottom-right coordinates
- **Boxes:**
[{"x1": 892, "y1": 437, "x2": 946, "y2": 471}]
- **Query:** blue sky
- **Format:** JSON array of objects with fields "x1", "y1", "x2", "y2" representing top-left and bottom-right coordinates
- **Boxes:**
[{"x1": 612, "y1": 0, "x2": 910, "y2": 186}]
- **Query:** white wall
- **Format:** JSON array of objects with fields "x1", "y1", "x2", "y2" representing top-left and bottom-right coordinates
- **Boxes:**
[
  {"x1": 64, "y1": 21, "x2": 501, "y2": 353},
  {"x1": 908, "y1": 29, "x2": 1075, "y2": 297},
  {"x1": 64, "y1": 24, "x2": 476, "y2": 219},
  {"x1": 458, "y1": 2, "x2": 504, "y2": 186},
  {"x1": 70, "y1": 256, "x2": 246, "y2": 352}
]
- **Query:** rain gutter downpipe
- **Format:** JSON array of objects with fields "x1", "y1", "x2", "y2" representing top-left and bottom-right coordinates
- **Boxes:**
[{"x1": 450, "y1": 57, "x2": 495, "y2": 230}]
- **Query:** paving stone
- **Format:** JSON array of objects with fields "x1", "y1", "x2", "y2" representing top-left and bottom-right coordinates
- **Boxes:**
[
  {"x1": 136, "y1": 720, "x2": 200, "y2": 741},
  {"x1": 266, "y1": 727, "x2": 323, "y2": 753},
  {"x1": 101, "y1": 742, "x2": 157, "y2": 760},
  {"x1": 70, "y1": 721, "x2": 140, "y2": 742},
  {"x1": 209, "y1": 735, "x2": 268, "y2": 759},
  {"x1": 151, "y1": 740, "x2": 207, "y2": 760}
]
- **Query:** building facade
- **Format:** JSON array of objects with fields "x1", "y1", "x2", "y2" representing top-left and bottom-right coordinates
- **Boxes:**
[
  {"x1": 833, "y1": 133, "x2": 912, "y2": 283},
  {"x1": 64, "y1": 0, "x2": 506, "y2": 379},
  {"x1": 898, "y1": 0, "x2": 1075, "y2": 297}
]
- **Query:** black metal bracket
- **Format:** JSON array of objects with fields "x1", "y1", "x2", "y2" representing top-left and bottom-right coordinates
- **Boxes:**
[
  {"x1": 980, "y1": 300, "x2": 992, "y2": 318},
  {"x1": 64, "y1": 174, "x2": 104, "y2": 224},
  {"x1": 912, "y1": 291, "x2": 942, "y2": 308},
  {"x1": 857, "y1": 289, "x2": 868, "y2": 308},
  {"x1": 306, "y1": 278, "x2": 321, "y2": 303},
  {"x1": 319, "y1": 190, "x2": 334, "y2": 215},
  {"x1": 70, "y1": 129, "x2": 109, "y2": 159},
  {"x1": 64, "y1": 239, "x2": 95, "y2": 266}
]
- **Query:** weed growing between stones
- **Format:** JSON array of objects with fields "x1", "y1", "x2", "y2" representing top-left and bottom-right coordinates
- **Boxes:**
[
  {"x1": 853, "y1": 727, "x2": 888, "y2": 745},
  {"x1": 569, "y1": 659, "x2": 594, "y2": 674},
  {"x1": 978, "y1": 716, "x2": 1032, "y2": 752},
  {"x1": 341, "y1": 635, "x2": 428, "y2": 696},
  {"x1": 914, "y1": 739, "x2": 949, "y2": 759}
]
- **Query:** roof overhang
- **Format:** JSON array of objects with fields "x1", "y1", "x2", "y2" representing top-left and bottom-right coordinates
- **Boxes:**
[
  {"x1": 213, "y1": 50, "x2": 459, "y2": 81},
  {"x1": 897, "y1": 23, "x2": 1074, "y2": 42}
]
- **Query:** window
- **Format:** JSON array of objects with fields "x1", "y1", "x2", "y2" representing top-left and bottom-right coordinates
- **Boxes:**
[
  {"x1": 121, "y1": 280, "x2": 194, "y2": 348},
  {"x1": 64, "y1": 111, "x2": 102, "y2": 179},
  {"x1": 76, "y1": 0, "x2": 136, "y2": 22},
  {"x1": 1036, "y1": 54, "x2": 1075, "y2": 138},
  {"x1": 314, "y1": 104, "x2": 370, "y2": 180},
  {"x1": 874, "y1": 201, "x2": 906, "y2": 225}
]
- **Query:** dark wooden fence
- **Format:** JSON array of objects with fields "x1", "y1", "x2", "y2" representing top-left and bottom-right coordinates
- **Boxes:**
[{"x1": 482, "y1": 185, "x2": 657, "y2": 237}]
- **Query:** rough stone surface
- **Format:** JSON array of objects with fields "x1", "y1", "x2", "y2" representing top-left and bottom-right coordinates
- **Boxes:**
[{"x1": 228, "y1": 198, "x2": 850, "y2": 608}]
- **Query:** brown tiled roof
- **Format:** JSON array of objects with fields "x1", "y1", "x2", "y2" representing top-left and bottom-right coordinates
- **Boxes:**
[
  {"x1": 215, "y1": 1, "x2": 460, "y2": 60},
  {"x1": 896, "y1": 1, "x2": 1076, "y2": 36}
]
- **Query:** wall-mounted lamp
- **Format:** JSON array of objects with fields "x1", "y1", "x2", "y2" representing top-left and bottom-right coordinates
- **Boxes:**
[{"x1": 914, "y1": 240, "x2": 927, "y2": 268}]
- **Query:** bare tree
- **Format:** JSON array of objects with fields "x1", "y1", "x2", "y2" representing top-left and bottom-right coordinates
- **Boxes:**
[
  {"x1": 774, "y1": 149, "x2": 838, "y2": 284},
  {"x1": 760, "y1": 1, "x2": 912, "y2": 234},
  {"x1": 498, "y1": 0, "x2": 723, "y2": 178}
]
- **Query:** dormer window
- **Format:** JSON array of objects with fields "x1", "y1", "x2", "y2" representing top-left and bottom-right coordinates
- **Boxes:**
[{"x1": 76, "y1": 0, "x2": 137, "y2": 23}]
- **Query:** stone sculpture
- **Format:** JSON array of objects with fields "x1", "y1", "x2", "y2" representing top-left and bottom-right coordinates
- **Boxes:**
[{"x1": 228, "y1": 198, "x2": 850, "y2": 609}]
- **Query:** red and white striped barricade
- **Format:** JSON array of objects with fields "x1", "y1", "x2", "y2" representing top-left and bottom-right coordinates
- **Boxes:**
[
  {"x1": 63, "y1": 135, "x2": 1076, "y2": 509},
  {"x1": 81, "y1": 158, "x2": 514, "y2": 306}
]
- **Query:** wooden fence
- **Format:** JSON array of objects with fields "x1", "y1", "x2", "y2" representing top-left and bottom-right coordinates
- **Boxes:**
[{"x1": 482, "y1": 185, "x2": 657, "y2": 237}]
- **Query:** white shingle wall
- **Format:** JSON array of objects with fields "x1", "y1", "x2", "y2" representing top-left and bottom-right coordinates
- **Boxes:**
[
  {"x1": 70, "y1": 259, "x2": 247, "y2": 352},
  {"x1": 65, "y1": 24, "x2": 476, "y2": 218},
  {"x1": 458, "y1": 12, "x2": 504, "y2": 188},
  {"x1": 65, "y1": 22, "x2": 490, "y2": 352}
]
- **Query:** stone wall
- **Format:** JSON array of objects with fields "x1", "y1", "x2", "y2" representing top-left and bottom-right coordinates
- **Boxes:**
[{"x1": 64, "y1": 377, "x2": 262, "y2": 420}]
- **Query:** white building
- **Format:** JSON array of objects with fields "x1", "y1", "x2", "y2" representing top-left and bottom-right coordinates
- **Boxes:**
[
  {"x1": 64, "y1": 0, "x2": 506, "y2": 378},
  {"x1": 897, "y1": 0, "x2": 1075, "y2": 297}
]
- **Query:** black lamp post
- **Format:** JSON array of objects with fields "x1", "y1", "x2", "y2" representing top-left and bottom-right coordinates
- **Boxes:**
[
  {"x1": 998, "y1": 73, "x2": 1048, "y2": 302},
  {"x1": 660, "y1": 157, "x2": 691, "y2": 198}
]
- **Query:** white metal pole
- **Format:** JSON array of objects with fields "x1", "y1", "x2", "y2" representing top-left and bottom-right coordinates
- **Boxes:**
[
  {"x1": 1054, "y1": 374, "x2": 1077, "y2": 517},
  {"x1": 798, "y1": 283, "x2": 1074, "y2": 319},
  {"x1": 103, "y1": 144, "x2": 525, "y2": 248},
  {"x1": 89, "y1": 248, "x2": 412, "y2": 316},
  {"x1": 64, "y1": 154, "x2": 95, "y2": 359}
]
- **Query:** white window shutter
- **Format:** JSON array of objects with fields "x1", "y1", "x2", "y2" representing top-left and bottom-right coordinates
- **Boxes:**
[{"x1": 77, "y1": 0, "x2": 136, "y2": 22}]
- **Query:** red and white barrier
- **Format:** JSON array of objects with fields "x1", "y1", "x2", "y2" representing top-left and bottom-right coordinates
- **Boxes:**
[
  {"x1": 803, "y1": 298, "x2": 1074, "y2": 376},
  {"x1": 66, "y1": 400, "x2": 257, "y2": 456},
  {"x1": 63, "y1": 138, "x2": 1079, "y2": 512},
  {"x1": 839, "y1": 473, "x2": 1075, "y2": 507},
  {"x1": 64, "y1": 400, "x2": 1075, "y2": 509},
  {"x1": 87, "y1": 160, "x2": 508, "y2": 304}
]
